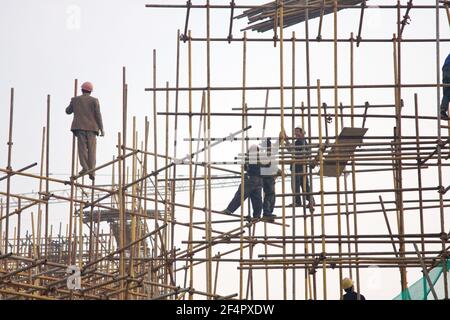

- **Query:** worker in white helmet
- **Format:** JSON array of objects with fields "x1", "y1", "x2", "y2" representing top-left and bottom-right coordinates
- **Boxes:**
[{"x1": 223, "y1": 145, "x2": 272, "y2": 221}]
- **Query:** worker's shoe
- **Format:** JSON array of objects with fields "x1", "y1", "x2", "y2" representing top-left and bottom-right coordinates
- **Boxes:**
[
  {"x1": 287, "y1": 202, "x2": 302, "y2": 207},
  {"x1": 262, "y1": 213, "x2": 276, "y2": 222},
  {"x1": 222, "y1": 208, "x2": 232, "y2": 215},
  {"x1": 78, "y1": 169, "x2": 88, "y2": 176},
  {"x1": 245, "y1": 215, "x2": 258, "y2": 222},
  {"x1": 441, "y1": 109, "x2": 449, "y2": 121},
  {"x1": 88, "y1": 173, "x2": 95, "y2": 181}
]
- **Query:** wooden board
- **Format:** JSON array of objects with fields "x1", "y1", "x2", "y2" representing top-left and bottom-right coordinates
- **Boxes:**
[{"x1": 321, "y1": 127, "x2": 368, "y2": 177}]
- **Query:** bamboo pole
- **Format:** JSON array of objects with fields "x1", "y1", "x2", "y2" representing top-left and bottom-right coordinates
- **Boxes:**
[
  {"x1": 316, "y1": 80, "x2": 327, "y2": 300},
  {"x1": 4, "y1": 88, "x2": 14, "y2": 256}
]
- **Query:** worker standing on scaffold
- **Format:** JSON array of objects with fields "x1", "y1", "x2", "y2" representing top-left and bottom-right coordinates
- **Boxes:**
[
  {"x1": 281, "y1": 127, "x2": 315, "y2": 211},
  {"x1": 66, "y1": 81, "x2": 104, "y2": 181},
  {"x1": 222, "y1": 145, "x2": 273, "y2": 221},
  {"x1": 259, "y1": 137, "x2": 280, "y2": 221}
]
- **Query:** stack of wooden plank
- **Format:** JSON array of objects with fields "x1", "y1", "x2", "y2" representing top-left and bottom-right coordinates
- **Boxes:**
[{"x1": 236, "y1": 0, "x2": 364, "y2": 33}]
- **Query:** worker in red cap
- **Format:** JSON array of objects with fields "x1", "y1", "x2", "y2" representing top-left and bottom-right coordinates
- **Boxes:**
[{"x1": 66, "y1": 81, "x2": 104, "y2": 180}]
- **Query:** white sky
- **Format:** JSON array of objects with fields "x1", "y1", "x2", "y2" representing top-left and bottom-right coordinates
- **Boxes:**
[{"x1": 0, "y1": 0, "x2": 449, "y2": 300}]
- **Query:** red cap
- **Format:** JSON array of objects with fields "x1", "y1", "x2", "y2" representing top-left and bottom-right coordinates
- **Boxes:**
[{"x1": 81, "y1": 81, "x2": 93, "y2": 92}]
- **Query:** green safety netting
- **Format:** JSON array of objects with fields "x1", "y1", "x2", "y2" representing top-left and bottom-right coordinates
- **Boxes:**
[{"x1": 393, "y1": 260, "x2": 450, "y2": 300}]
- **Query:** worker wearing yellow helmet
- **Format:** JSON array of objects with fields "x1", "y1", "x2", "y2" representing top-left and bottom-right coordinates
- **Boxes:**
[{"x1": 341, "y1": 278, "x2": 366, "y2": 300}]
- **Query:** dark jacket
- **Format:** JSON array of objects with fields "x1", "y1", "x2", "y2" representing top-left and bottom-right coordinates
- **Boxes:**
[
  {"x1": 444, "y1": 53, "x2": 450, "y2": 69},
  {"x1": 288, "y1": 138, "x2": 311, "y2": 171},
  {"x1": 245, "y1": 163, "x2": 261, "y2": 177},
  {"x1": 343, "y1": 291, "x2": 366, "y2": 300},
  {"x1": 244, "y1": 152, "x2": 270, "y2": 177},
  {"x1": 66, "y1": 93, "x2": 104, "y2": 134}
]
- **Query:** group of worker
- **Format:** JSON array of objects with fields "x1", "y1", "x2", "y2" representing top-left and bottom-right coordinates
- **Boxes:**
[
  {"x1": 222, "y1": 127, "x2": 315, "y2": 222},
  {"x1": 65, "y1": 84, "x2": 369, "y2": 300}
]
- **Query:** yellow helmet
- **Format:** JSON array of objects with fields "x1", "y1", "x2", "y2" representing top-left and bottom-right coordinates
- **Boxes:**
[{"x1": 342, "y1": 278, "x2": 354, "y2": 290}]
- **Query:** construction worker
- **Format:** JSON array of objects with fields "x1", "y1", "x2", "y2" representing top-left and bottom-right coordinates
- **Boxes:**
[
  {"x1": 342, "y1": 278, "x2": 366, "y2": 300},
  {"x1": 281, "y1": 127, "x2": 315, "y2": 210},
  {"x1": 223, "y1": 145, "x2": 272, "y2": 221},
  {"x1": 441, "y1": 53, "x2": 450, "y2": 120},
  {"x1": 66, "y1": 81, "x2": 104, "y2": 180},
  {"x1": 259, "y1": 137, "x2": 279, "y2": 220}
]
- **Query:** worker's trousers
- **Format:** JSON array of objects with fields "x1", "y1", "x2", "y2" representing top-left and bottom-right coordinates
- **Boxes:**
[
  {"x1": 74, "y1": 130, "x2": 97, "y2": 172},
  {"x1": 226, "y1": 175, "x2": 262, "y2": 217},
  {"x1": 441, "y1": 65, "x2": 450, "y2": 112},
  {"x1": 262, "y1": 176, "x2": 276, "y2": 215},
  {"x1": 291, "y1": 165, "x2": 311, "y2": 206}
]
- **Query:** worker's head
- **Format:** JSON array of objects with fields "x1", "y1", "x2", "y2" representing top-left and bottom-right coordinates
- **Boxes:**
[
  {"x1": 294, "y1": 127, "x2": 305, "y2": 139},
  {"x1": 81, "y1": 81, "x2": 93, "y2": 94},
  {"x1": 342, "y1": 278, "x2": 354, "y2": 292},
  {"x1": 248, "y1": 144, "x2": 259, "y2": 153}
]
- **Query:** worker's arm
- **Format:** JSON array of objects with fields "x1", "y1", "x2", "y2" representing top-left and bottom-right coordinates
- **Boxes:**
[
  {"x1": 65, "y1": 98, "x2": 74, "y2": 114},
  {"x1": 280, "y1": 131, "x2": 296, "y2": 154},
  {"x1": 94, "y1": 99, "x2": 104, "y2": 136}
]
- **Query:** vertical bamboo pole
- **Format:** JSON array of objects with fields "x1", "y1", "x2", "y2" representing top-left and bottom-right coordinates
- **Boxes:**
[
  {"x1": 349, "y1": 31, "x2": 361, "y2": 299},
  {"x1": 152, "y1": 50, "x2": 160, "y2": 285},
  {"x1": 316, "y1": 80, "x2": 327, "y2": 300},
  {"x1": 187, "y1": 30, "x2": 194, "y2": 300},
  {"x1": 31, "y1": 212, "x2": 37, "y2": 259},
  {"x1": 16, "y1": 199, "x2": 21, "y2": 259},
  {"x1": 143, "y1": 118, "x2": 150, "y2": 290},
  {"x1": 291, "y1": 28, "x2": 297, "y2": 301},
  {"x1": 264, "y1": 221, "x2": 270, "y2": 300},
  {"x1": 122, "y1": 68, "x2": 128, "y2": 298},
  {"x1": 340, "y1": 104, "x2": 352, "y2": 280},
  {"x1": 413, "y1": 94, "x2": 425, "y2": 255},
  {"x1": 239, "y1": 31, "x2": 247, "y2": 300},
  {"x1": 78, "y1": 203, "x2": 83, "y2": 269},
  {"x1": 4, "y1": 88, "x2": 14, "y2": 255},
  {"x1": 278, "y1": 0, "x2": 288, "y2": 300},
  {"x1": 13, "y1": 226, "x2": 16, "y2": 258},
  {"x1": 170, "y1": 29, "x2": 182, "y2": 288},
  {"x1": 435, "y1": 0, "x2": 448, "y2": 299},
  {"x1": 118, "y1": 133, "x2": 125, "y2": 299},
  {"x1": 44, "y1": 94, "x2": 50, "y2": 259},
  {"x1": 393, "y1": 29, "x2": 407, "y2": 294},
  {"x1": 333, "y1": 0, "x2": 344, "y2": 298},
  {"x1": 205, "y1": 0, "x2": 213, "y2": 299},
  {"x1": 88, "y1": 180, "x2": 95, "y2": 263},
  {"x1": 129, "y1": 117, "x2": 137, "y2": 281},
  {"x1": 164, "y1": 82, "x2": 170, "y2": 293},
  {"x1": 68, "y1": 79, "x2": 78, "y2": 264},
  {"x1": 304, "y1": 0, "x2": 317, "y2": 299}
]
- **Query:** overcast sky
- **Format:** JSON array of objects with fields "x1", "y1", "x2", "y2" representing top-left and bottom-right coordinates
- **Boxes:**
[{"x1": 0, "y1": 0, "x2": 449, "y2": 300}]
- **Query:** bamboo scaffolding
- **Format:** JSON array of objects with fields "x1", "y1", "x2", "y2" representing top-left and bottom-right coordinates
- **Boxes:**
[{"x1": 0, "y1": 1, "x2": 448, "y2": 301}]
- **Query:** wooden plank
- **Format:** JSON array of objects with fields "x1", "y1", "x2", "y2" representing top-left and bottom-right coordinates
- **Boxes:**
[{"x1": 321, "y1": 127, "x2": 368, "y2": 177}]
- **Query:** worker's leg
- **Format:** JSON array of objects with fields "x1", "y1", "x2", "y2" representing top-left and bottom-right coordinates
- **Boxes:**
[
  {"x1": 226, "y1": 177, "x2": 250, "y2": 213},
  {"x1": 86, "y1": 131, "x2": 97, "y2": 171},
  {"x1": 249, "y1": 177, "x2": 262, "y2": 218},
  {"x1": 294, "y1": 169, "x2": 302, "y2": 205},
  {"x1": 300, "y1": 165, "x2": 313, "y2": 204},
  {"x1": 262, "y1": 177, "x2": 275, "y2": 215},
  {"x1": 75, "y1": 131, "x2": 89, "y2": 171}
]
